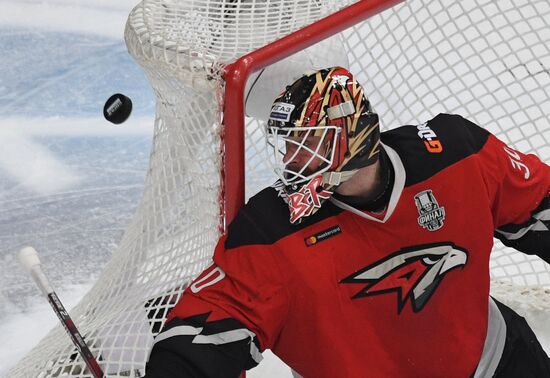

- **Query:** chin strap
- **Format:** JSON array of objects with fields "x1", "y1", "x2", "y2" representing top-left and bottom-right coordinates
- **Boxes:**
[{"x1": 321, "y1": 170, "x2": 358, "y2": 187}]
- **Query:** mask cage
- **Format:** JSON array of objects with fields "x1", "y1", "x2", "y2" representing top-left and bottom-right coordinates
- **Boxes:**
[{"x1": 266, "y1": 125, "x2": 341, "y2": 187}]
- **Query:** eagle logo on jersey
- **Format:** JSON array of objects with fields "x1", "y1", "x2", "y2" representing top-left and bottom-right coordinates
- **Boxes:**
[{"x1": 341, "y1": 243, "x2": 468, "y2": 313}]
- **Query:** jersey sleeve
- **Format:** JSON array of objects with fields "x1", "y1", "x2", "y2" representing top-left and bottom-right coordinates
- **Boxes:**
[
  {"x1": 473, "y1": 118, "x2": 550, "y2": 263},
  {"x1": 145, "y1": 234, "x2": 289, "y2": 378}
]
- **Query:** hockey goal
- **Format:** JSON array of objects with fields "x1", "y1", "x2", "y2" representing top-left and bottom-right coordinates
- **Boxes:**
[{"x1": 8, "y1": 0, "x2": 550, "y2": 377}]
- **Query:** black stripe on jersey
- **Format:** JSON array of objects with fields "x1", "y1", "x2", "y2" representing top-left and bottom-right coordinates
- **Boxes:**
[
  {"x1": 146, "y1": 314, "x2": 261, "y2": 377},
  {"x1": 225, "y1": 186, "x2": 343, "y2": 249},
  {"x1": 382, "y1": 113, "x2": 490, "y2": 187},
  {"x1": 491, "y1": 298, "x2": 550, "y2": 376},
  {"x1": 495, "y1": 196, "x2": 550, "y2": 264},
  {"x1": 164, "y1": 313, "x2": 253, "y2": 337},
  {"x1": 164, "y1": 312, "x2": 210, "y2": 329}
]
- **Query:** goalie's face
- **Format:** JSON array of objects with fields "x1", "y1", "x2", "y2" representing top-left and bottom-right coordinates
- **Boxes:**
[{"x1": 267, "y1": 125, "x2": 340, "y2": 187}]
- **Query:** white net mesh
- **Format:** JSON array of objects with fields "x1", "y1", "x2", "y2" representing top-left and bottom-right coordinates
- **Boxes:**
[{"x1": 8, "y1": 0, "x2": 550, "y2": 376}]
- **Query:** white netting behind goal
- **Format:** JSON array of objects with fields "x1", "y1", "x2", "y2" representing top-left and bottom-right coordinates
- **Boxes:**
[{"x1": 8, "y1": 0, "x2": 550, "y2": 377}]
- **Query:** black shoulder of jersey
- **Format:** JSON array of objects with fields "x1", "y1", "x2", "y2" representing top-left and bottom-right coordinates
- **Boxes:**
[
  {"x1": 224, "y1": 186, "x2": 343, "y2": 250},
  {"x1": 381, "y1": 113, "x2": 490, "y2": 187}
]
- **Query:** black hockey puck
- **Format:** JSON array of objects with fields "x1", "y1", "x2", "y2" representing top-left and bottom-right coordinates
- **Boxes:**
[{"x1": 103, "y1": 93, "x2": 132, "y2": 124}]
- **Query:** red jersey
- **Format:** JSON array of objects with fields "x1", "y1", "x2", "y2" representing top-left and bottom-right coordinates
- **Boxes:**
[{"x1": 145, "y1": 114, "x2": 550, "y2": 378}]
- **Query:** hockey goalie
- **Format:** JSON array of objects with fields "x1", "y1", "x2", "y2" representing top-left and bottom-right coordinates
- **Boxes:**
[{"x1": 145, "y1": 67, "x2": 550, "y2": 377}]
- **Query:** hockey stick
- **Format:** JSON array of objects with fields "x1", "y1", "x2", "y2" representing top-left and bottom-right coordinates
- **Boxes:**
[{"x1": 18, "y1": 246, "x2": 105, "y2": 378}]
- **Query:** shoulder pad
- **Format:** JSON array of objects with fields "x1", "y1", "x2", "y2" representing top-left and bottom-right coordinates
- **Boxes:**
[
  {"x1": 225, "y1": 186, "x2": 342, "y2": 249},
  {"x1": 382, "y1": 113, "x2": 490, "y2": 186}
]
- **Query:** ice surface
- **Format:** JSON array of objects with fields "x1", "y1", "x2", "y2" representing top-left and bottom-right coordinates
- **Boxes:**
[{"x1": 0, "y1": 1, "x2": 156, "y2": 374}]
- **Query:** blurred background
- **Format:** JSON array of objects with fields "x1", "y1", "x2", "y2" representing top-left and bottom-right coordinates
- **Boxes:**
[{"x1": 0, "y1": 1, "x2": 155, "y2": 373}]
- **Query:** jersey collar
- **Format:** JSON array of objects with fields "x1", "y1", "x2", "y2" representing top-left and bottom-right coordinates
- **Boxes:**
[{"x1": 329, "y1": 143, "x2": 405, "y2": 223}]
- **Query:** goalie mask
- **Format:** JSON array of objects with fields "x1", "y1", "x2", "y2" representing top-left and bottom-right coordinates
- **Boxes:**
[{"x1": 266, "y1": 66, "x2": 380, "y2": 224}]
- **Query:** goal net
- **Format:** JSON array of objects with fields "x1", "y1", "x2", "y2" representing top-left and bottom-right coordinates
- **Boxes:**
[{"x1": 8, "y1": 0, "x2": 550, "y2": 377}]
